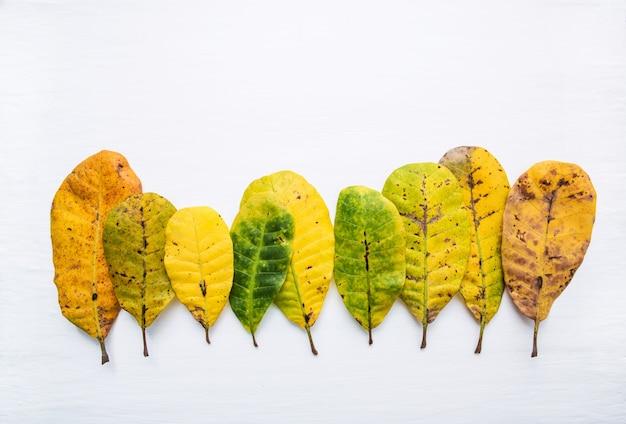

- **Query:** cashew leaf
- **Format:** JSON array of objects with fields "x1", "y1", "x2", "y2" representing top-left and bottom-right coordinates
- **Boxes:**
[
  {"x1": 439, "y1": 146, "x2": 510, "y2": 353},
  {"x1": 240, "y1": 170, "x2": 334, "y2": 354},
  {"x1": 164, "y1": 206, "x2": 234, "y2": 344},
  {"x1": 229, "y1": 194, "x2": 295, "y2": 347},
  {"x1": 382, "y1": 163, "x2": 471, "y2": 348},
  {"x1": 103, "y1": 192, "x2": 177, "y2": 357},
  {"x1": 502, "y1": 161, "x2": 596, "y2": 357},
  {"x1": 334, "y1": 186, "x2": 406, "y2": 344},
  {"x1": 50, "y1": 150, "x2": 142, "y2": 364}
]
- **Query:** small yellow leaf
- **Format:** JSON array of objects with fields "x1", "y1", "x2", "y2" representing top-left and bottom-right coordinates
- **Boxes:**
[
  {"x1": 51, "y1": 150, "x2": 142, "y2": 364},
  {"x1": 502, "y1": 161, "x2": 596, "y2": 357},
  {"x1": 164, "y1": 206, "x2": 234, "y2": 344}
]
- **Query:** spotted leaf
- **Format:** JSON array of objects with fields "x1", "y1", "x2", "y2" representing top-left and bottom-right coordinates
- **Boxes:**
[
  {"x1": 382, "y1": 163, "x2": 471, "y2": 348},
  {"x1": 439, "y1": 146, "x2": 510, "y2": 353},
  {"x1": 102, "y1": 192, "x2": 177, "y2": 357},
  {"x1": 51, "y1": 150, "x2": 142, "y2": 364},
  {"x1": 502, "y1": 161, "x2": 596, "y2": 357}
]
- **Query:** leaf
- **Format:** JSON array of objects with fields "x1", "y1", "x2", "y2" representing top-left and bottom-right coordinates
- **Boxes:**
[
  {"x1": 164, "y1": 206, "x2": 234, "y2": 344},
  {"x1": 51, "y1": 150, "x2": 142, "y2": 364},
  {"x1": 229, "y1": 194, "x2": 295, "y2": 347},
  {"x1": 382, "y1": 162, "x2": 471, "y2": 348},
  {"x1": 240, "y1": 170, "x2": 334, "y2": 355},
  {"x1": 439, "y1": 146, "x2": 510, "y2": 353},
  {"x1": 333, "y1": 186, "x2": 406, "y2": 344},
  {"x1": 502, "y1": 161, "x2": 596, "y2": 357},
  {"x1": 102, "y1": 192, "x2": 177, "y2": 357}
]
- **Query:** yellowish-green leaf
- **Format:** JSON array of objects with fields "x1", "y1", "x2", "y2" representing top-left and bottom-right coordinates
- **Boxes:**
[
  {"x1": 334, "y1": 186, "x2": 406, "y2": 344},
  {"x1": 382, "y1": 163, "x2": 471, "y2": 348},
  {"x1": 502, "y1": 161, "x2": 596, "y2": 357},
  {"x1": 229, "y1": 194, "x2": 295, "y2": 347},
  {"x1": 240, "y1": 170, "x2": 334, "y2": 354},
  {"x1": 102, "y1": 192, "x2": 177, "y2": 357},
  {"x1": 51, "y1": 150, "x2": 142, "y2": 364},
  {"x1": 164, "y1": 206, "x2": 234, "y2": 344},
  {"x1": 439, "y1": 146, "x2": 510, "y2": 353}
]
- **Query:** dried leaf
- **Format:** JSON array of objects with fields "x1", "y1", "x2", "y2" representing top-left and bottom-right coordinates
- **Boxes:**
[
  {"x1": 439, "y1": 146, "x2": 510, "y2": 353},
  {"x1": 502, "y1": 161, "x2": 596, "y2": 357},
  {"x1": 51, "y1": 150, "x2": 142, "y2": 364},
  {"x1": 229, "y1": 194, "x2": 295, "y2": 347},
  {"x1": 102, "y1": 192, "x2": 177, "y2": 357},
  {"x1": 164, "y1": 206, "x2": 234, "y2": 344},
  {"x1": 382, "y1": 163, "x2": 471, "y2": 348},
  {"x1": 240, "y1": 170, "x2": 334, "y2": 354},
  {"x1": 334, "y1": 186, "x2": 406, "y2": 344}
]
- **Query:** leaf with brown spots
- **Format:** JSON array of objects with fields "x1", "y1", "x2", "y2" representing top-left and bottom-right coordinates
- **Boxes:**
[
  {"x1": 502, "y1": 161, "x2": 596, "y2": 357},
  {"x1": 382, "y1": 163, "x2": 471, "y2": 348},
  {"x1": 102, "y1": 192, "x2": 177, "y2": 357},
  {"x1": 439, "y1": 146, "x2": 510, "y2": 353},
  {"x1": 164, "y1": 206, "x2": 234, "y2": 345},
  {"x1": 50, "y1": 150, "x2": 142, "y2": 364}
]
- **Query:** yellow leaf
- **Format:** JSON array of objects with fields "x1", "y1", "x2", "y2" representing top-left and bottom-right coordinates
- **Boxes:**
[
  {"x1": 164, "y1": 206, "x2": 234, "y2": 344},
  {"x1": 439, "y1": 146, "x2": 510, "y2": 353},
  {"x1": 240, "y1": 171, "x2": 334, "y2": 355},
  {"x1": 382, "y1": 163, "x2": 471, "y2": 348},
  {"x1": 502, "y1": 161, "x2": 596, "y2": 357},
  {"x1": 50, "y1": 150, "x2": 142, "y2": 364}
]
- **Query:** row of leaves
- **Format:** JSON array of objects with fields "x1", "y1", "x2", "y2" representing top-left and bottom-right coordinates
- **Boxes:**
[{"x1": 50, "y1": 147, "x2": 596, "y2": 364}]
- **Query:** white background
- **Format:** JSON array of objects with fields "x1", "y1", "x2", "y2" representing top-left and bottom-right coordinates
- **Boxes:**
[{"x1": 1, "y1": 0, "x2": 625, "y2": 423}]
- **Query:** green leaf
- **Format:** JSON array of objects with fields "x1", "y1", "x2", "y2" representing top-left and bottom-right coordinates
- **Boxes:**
[
  {"x1": 164, "y1": 206, "x2": 234, "y2": 344},
  {"x1": 240, "y1": 170, "x2": 334, "y2": 355},
  {"x1": 102, "y1": 192, "x2": 177, "y2": 357},
  {"x1": 382, "y1": 163, "x2": 471, "y2": 348},
  {"x1": 439, "y1": 146, "x2": 510, "y2": 353},
  {"x1": 334, "y1": 186, "x2": 406, "y2": 344},
  {"x1": 229, "y1": 194, "x2": 295, "y2": 347},
  {"x1": 502, "y1": 161, "x2": 596, "y2": 357}
]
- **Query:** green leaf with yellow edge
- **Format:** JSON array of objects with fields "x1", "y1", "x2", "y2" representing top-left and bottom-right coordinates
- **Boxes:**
[
  {"x1": 240, "y1": 170, "x2": 334, "y2": 355},
  {"x1": 229, "y1": 194, "x2": 295, "y2": 348},
  {"x1": 51, "y1": 150, "x2": 142, "y2": 364},
  {"x1": 164, "y1": 206, "x2": 233, "y2": 344},
  {"x1": 502, "y1": 161, "x2": 596, "y2": 357},
  {"x1": 334, "y1": 186, "x2": 406, "y2": 344},
  {"x1": 382, "y1": 162, "x2": 471, "y2": 348},
  {"x1": 439, "y1": 146, "x2": 510, "y2": 353},
  {"x1": 102, "y1": 192, "x2": 177, "y2": 357}
]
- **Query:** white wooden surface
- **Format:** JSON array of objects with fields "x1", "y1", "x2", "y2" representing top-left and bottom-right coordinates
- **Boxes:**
[{"x1": 1, "y1": 1, "x2": 625, "y2": 422}]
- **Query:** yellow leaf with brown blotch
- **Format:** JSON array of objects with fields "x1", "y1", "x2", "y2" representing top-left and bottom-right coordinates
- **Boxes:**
[
  {"x1": 439, "y1": 146, "x2": 510, "y2": 353},
  {"x1": 502, "y1": 161, "x2": 596, "y2": 357},
  {"x1": 50, "y1": 150, "x2": 142, "y2": 364}
]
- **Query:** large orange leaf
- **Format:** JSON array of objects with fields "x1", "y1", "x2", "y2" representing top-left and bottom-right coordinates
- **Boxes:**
[
  {"x1": 502, "y1": 161, "x2": 596, "y2": 357},
  {"x1": 50, "y1": 150, "x2": 142, "y2": 364}
]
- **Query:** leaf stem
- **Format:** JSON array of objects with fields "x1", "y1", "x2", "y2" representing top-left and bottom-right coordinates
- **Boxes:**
[
  {"x1": 99, "y1": 338, "x2": 109, "y2": 365},
  {"x1": 252, "y1": 332, "x2": 258, "y2": 348},
  {"x1": 205, "y1": 326, "x2": 211, "y2": 345},
  {"x1": 305, "y1": 324, "x2": 318, "y2": 355},
  {"x1": 475, "y1": 324, "x2": 485, "y2": 354},
  {"x1": 368, "y1": 327, "x2": 373, "y2": 345},
  {"x1": 142, "y1": 327, "x2": 149, "y2": 357},
  {"x1": 532, "y1": 319, "x2": 540, "y2": 357},
  {"x1": 421, "y1": 323, "x2": 428, "y2": 349}
]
